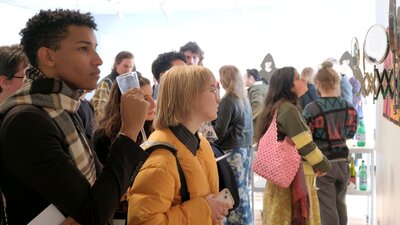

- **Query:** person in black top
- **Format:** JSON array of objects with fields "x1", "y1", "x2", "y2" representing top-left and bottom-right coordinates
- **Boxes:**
[{"x1": 0, "y1": 9, "x2": 149, "y2": 225}]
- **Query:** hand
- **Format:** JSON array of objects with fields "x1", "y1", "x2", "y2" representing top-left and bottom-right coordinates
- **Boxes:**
[
  {"x1": 314, "y1": 169, "x2": 327, "y2": 176},
  {"x1": 119, "y1": 88, "x2": 149, "y2": 141},
  {"x1": 60, "y1": 216, "x2": 80, "y2": 225},
  {"x1": 205, "y1": 194, "x2": 232, "y2": 223}
]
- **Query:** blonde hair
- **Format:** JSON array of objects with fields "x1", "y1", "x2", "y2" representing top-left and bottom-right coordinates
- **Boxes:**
[
  {"x1": 314, "y1": 62, "x2": 340, "y2": 93},
  {"x1": 301, "y1": 67, "x2": 314, "y2": 84},
  {"x1": 219, "y1": 65, "x2": 246, "y2": 106},
  {"x1": 154, "y1": 65, "x2": 215, "y2": 129}
]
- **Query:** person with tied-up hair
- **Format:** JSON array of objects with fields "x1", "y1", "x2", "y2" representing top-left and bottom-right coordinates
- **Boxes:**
[
  {"x1": 244, "y1": 68, "x2": 268, "y2": 140},
  {"x1": 303, "y1": 63, "x2": 358, "y2": 225},
  {"x1": 0, "y1": 9, "x2": 149, "y2": 225},
  {"x1": 255, "y1": 67, "x2": 331, "y2": 225}
]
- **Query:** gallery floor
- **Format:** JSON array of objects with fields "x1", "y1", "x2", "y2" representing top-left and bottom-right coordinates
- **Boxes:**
[{"x1": 253, "y1": 192, "x2": 369, "y2": 225}]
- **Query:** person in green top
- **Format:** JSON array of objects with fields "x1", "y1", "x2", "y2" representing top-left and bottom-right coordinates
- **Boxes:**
[
  {"x1": 255, "y1": 67, "x2": 331, "y2": 225},
  {"x1": 244, "y1": 68, "x2": 268, "y2": 141}
]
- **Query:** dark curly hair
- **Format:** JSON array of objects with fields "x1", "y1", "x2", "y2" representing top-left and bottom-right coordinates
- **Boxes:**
[
  {"x1": 151, "y1": 51, "x2": 186, "y2": 82},
  {"x1": 179, "y1": 41, "x2": 204, "y2": 65},
  {"x1": 20, "y1": 9, "x2": 97, "y2": 67}
]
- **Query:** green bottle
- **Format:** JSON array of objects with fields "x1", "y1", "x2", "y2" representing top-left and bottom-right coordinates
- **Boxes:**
[
  {"x1": 356, "y1": 119, "x2": 366, "y2": 147},
  {"x1": 359, "y1": 160, "x2": 367, "y2": 191}
]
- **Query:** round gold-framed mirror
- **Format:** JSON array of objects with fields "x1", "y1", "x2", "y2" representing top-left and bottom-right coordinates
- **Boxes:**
[
  {"x1": 351, "y1": 37, "x2": 360, "y2": 67},
  {"x1": 364, "y1": 24, "x2": 389, "y2": 65}
]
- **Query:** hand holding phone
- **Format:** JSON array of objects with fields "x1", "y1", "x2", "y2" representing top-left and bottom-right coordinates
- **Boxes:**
[
  {"x1": 116, "y1": 72, "x2": 140, "y2": 94},
  {"x1": 215, "y1": 188, "x2": 235, "y2": 207}
]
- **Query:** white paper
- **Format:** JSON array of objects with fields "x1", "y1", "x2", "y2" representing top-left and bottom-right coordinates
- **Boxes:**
[
  {"x1": 28, "y1": 204, "x2": 65, "y2": 225},
  {"x1": 216, "y1": 152, "x2": 231, "y2": 162}
]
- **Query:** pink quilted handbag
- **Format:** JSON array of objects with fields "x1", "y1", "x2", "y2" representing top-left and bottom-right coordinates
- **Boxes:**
[{"x1": 252, "y1": 112, "x2": 301, "y2": 188}]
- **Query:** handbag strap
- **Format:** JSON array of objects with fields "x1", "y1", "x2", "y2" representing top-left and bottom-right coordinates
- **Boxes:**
[{"x1": 264, "y1": 109, "x2": 279, "y2": 141}]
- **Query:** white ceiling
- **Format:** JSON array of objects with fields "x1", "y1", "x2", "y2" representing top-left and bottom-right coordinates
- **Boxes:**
[{"x1": 0, "y1": 0, "x2": 357, "y2": 16}]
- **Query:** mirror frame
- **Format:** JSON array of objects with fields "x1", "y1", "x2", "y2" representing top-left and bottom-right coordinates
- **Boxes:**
[
  {"x1": 351, "y1": 37, "x2": 360, "y2": 67},
  {"x1": 364, "y1": 24, "x2": 390, "y2": 65}
]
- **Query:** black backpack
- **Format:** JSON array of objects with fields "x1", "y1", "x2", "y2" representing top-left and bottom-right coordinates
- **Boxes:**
[
  {"x1": 0, "y1": 193, "x2": 5, "y2": 225},
  {"x1": 140, "y1": 141, "x2": 239, "y2": 210},
  {"x1": 210, "y1": 143, "x2": 240, "y2": 210},
  {"x1": 141, "y1": 142, "x2": 190, "y2": 202}
]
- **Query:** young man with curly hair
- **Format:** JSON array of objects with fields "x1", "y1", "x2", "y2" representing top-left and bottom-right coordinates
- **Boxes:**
[
  {"x1": 0, "y1": 9, "x2": 149, "y2": 225},
  {"x1": 150, "y1": 51, "x2": 186, "y2": 99}
]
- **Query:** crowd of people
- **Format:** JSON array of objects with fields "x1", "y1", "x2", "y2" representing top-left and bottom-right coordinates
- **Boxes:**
[{"x1": 0, "y1": 8, "x2": 363, "y2": 225}]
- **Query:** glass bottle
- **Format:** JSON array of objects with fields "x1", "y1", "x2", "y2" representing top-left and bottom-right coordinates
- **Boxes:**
[
  {"x1": 356, "y1": 119, "x2": 366, "y2": 147},
  {"x1": 359, "y1": 160, "x2": 367, "y2": 191}
]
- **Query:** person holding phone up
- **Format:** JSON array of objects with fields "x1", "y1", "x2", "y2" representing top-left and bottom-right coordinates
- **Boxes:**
[{"x1": 0, "y1": 9, "x2": 149, "y2": 225}]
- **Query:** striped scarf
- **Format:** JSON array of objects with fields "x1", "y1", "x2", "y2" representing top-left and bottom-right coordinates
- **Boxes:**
[{"x1": 0, "y1": 65, "x2": 96, "y2": 185}]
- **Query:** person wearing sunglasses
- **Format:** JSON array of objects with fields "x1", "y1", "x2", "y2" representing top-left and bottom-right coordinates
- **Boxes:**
[{"x1": 0, "y1": 44, "x2": 28, "y2": 102}]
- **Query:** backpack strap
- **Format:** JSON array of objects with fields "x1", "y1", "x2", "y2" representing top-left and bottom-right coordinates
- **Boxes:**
[{"x1": 141, "y1": 142, "x2": 190, "y2": 202}]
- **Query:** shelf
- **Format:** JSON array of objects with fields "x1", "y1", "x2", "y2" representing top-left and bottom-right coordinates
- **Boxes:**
[
  {"x1": 347, "y1": 189, "x2": 371, "y2": 196},
  {"x1": 348, "y1": 146, "x2": 375, "y2": 154}
]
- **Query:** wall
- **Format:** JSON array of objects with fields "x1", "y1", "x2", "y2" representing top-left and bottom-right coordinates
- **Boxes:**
[
  {"x1": 0, "y1": 1, "x2": 376, "y2": 84},
  {"x1": 0, "y1": 3, "x2": 36, "y2": 45},
  {"x1": 93, "y1": 1, "x2": 376, "y2": 83},
  {"x1": 374, "y1": 0, "x2": 400, "y2": 224},
  {"x1": 1, "y1": 1, "x2": 398, "y2": 224}
]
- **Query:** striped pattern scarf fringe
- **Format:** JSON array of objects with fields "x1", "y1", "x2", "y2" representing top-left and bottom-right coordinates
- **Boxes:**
[{"x1": 0, "y1": 65, "x2": 96, "y2": 185}]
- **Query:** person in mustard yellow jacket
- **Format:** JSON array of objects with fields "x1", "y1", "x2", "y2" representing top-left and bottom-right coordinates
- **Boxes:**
[{"x1": 128, "y1": 65, "x2": 233, "y2": 225}]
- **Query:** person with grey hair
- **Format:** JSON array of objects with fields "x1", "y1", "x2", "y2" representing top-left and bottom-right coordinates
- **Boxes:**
[{"x1": 299, "y1": 67, "x2": 318, "y2": 109}]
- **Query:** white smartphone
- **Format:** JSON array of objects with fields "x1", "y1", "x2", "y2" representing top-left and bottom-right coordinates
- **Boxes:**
[{"x1": 215, "y1": 188, "x2": 235, "y2": 206}]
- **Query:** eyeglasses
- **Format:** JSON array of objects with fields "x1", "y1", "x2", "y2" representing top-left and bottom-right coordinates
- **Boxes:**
[
  {"x1": 294, "y1": 76, "x2": 302, "y2": 81},
  {"x1": 210, "y1": 87, "x2": 219, "y2": 95}
]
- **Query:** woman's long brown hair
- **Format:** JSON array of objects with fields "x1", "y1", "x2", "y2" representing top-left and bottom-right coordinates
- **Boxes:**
[
  {"x1": 254, "y1": 67, "x2": 299, "y2": 142},
  {"x1": 95, "y1": 76, "x2": 152, "y2": 143}
]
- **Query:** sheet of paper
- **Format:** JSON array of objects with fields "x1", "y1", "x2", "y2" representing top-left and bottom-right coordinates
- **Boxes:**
[
  {"x1": 28, "y1": 204, "x2": 65, "y2": 225},
  {"x1": 216, "y1": 152, "x2": 231, "y2": 162}
]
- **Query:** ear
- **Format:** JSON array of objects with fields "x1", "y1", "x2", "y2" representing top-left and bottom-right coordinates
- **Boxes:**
[
  {"x1": 37, "y1": 47, "x2": 56, "y2": 67},
  {"x1": 0, "y1": 75, "x2": 9, "y2": 89}
]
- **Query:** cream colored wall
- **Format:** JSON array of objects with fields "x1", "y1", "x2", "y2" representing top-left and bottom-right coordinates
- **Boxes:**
[
  {"x1": 374, "y1": 0, "x2": 400, "y2": 224},
  {"x1": 376, "y1": 98, "x2": 400, "y2": 225},
  {"x1": 1, "y1": 2, "x2": 399, "y2": 223}
]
